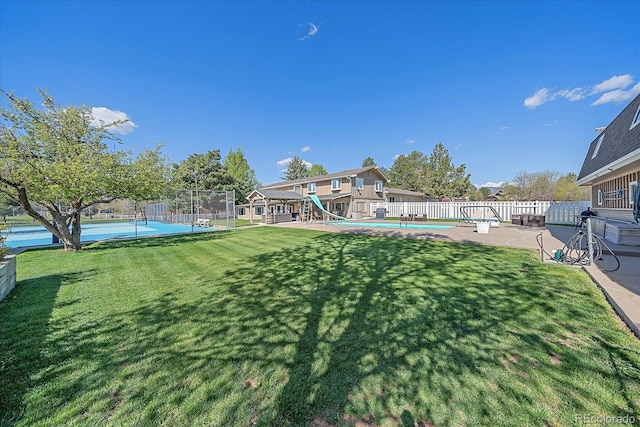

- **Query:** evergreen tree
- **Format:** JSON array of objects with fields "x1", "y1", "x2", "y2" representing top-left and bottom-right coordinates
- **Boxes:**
[
  {"x1": 387, "y1": 151, "x2": 427, "y2": 192},
  {"x1": 282, "y1": 156, "x2": 309, "y2": 180},
  {"x1": 224, "y1": 148, "x2": 259, "y2": 204},
  {"x1": 361, "y1": 157, "x2": 377, "y2": 167},
  {"x1": 423, "y1": 143, "x2": 473, "y2": 199}
]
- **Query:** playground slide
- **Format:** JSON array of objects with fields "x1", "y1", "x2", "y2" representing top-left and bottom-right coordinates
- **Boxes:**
[{"x1": 307, "y1": 194, "x2": 348, "y2": 221}]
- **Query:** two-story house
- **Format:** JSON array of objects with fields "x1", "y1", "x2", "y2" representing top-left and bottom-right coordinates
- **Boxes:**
[{"x1": 243, "y1": 166, "x2": 388, "y2": 223}]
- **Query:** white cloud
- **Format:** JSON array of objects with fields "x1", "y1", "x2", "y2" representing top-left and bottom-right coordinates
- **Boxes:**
[
  {"x1": 524, "y1": 87, "x2": 585, "y2": 109},
  {"x1": 477, "y1": 181, "x2": 505, "y2": 188},
  {"x1": 393, "y1": 154, "x2": 401, "y2": 160},
  {"x1": 524, "y1": 88, "x2": 551, "y2": 109},
  {"x1": 591, "y1": 82, "x2": 640, "y2": 106},
  {"x1": 91, "y1": 107, "x2": 137, "y2": 135},
  {"x1": 591, "y1": 74, "x2": 634, "y2": 94},
  {"x1": 276, "y1": 157, "x2": 292, "y2": 167},
  {"x1": 500, "y1": 126, "x2": 510, "y2": 130},
  {"x1": 298, "y1": 22, "x2": 319, "y2": 41},
  {"x1": 406, "y1": 139, "x2": 415, "y2": 145},
  {"x1": 301, "y1": 146, "x2": 311, "y2": 152},
  {"x1": 525, "y1": 74, "x2": 638, "y2": 109},
  {"x1": 556, "y1": 88, "x2": 585, "y2": 101}
]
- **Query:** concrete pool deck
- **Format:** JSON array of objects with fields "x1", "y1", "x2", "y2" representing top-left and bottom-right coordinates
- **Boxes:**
[{"x1": 270, "y1": 220, "x2": 640, "y2": 339}]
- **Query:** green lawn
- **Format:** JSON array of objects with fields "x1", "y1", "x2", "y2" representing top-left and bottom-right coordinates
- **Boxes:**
[{"x1": 1, "y1": 227, "x2": 639, "y2": 426}]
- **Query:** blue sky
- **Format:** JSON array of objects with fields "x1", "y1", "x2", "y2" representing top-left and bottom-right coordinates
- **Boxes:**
[{"x1": 1, "y1": 1, "x2": 639, "y2": 188}]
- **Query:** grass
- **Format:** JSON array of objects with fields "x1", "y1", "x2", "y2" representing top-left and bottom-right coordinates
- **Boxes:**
[{"x1": 1, "y1": 227, "x2": 639, "y2": 426}]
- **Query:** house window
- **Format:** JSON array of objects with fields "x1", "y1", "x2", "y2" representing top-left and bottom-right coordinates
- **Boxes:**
[
  {"x1": 294, "y1": 185, "x2": 302, "y2": 194},
  {"x1": 238, "y1": 207, "x2": 245, "y2": 216},
  {"x1": 307, "y1": 182, "x2": 316, "y2": 193},
  {"x1": 631, "y1": 104, "x2": 640, "y2": 130},
  {"x1": 630, "y1": 181, "x2": 638, "y2": 206},
  {"x1": 375, "y1": 180, "x2": 383, "y2": 192},
  {"x1": 255, "y1": 206, "x2": 264, "y2": 215},
  {"x1": 597, "y1": 189, "x2": 603, "y2": 206},
  {"x1": 591, "y1": 133, "x2": 605, "y2": 159},
  {"x1": 389, "y1": 196, "x2": 395, "y2": 202},
  {"x1": 355, "y1": 177, "x2": 364, "y2": 189},
  {"x1": 331, "y1": 179, "x2": 342, "y2": 191}
]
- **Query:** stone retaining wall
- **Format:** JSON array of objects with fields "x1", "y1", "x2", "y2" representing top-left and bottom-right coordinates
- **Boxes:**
[{"x1": 0, "y1": 255, "x2": 17, "y2": 302}]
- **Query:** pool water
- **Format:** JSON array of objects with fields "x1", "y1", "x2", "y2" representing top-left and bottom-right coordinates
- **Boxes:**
[
  {"x1": 325, "y1": 221, "x2": 454, "y2": 230},
  {"x1": 2, "y1": 221, "x2": 212, "y2": 249}
]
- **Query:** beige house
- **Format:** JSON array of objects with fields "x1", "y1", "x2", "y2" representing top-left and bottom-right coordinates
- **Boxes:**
[
  {"x1": 242, "y1": 166, "x2": 388, "y2": 223},
  {"x1": 385, "y1": 187, "x2": 426, "y2": 202}
]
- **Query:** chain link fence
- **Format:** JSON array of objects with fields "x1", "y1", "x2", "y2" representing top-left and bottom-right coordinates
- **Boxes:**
[
  {"x1": 1, "y1": 190, "x2": 236, "y2": 229},
  {"x1": 144, "y1": 190, "x2": 236, "y2": 228}
]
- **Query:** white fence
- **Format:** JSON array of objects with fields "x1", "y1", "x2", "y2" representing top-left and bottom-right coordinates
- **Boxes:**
[{"x1": 370, "y1": 201, "x2": 591, "y2": 225}]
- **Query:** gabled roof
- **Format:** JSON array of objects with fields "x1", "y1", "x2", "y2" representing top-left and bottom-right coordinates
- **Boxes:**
[
  {"x1": 262, "y1": 166, "x2": 388, "y2": 189},
  {"x1": 247, "y1": 189, "x2": 305, "y2": 201},
  {"x1": 577, "y1": 94, "x2": 640, "y2": 185}
]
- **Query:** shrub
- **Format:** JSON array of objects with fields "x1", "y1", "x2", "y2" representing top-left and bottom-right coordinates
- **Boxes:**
[{"x1": 0, "y1": 223, "x2": 8, "y2": 260}]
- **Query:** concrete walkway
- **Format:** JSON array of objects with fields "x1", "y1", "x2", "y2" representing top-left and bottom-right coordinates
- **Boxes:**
[{"x1": 272, "y1": 220, "x2": 640, "y2": 338}]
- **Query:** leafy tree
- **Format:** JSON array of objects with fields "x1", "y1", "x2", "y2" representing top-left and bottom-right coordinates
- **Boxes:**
[
  {"x1": 361, "y1": 157, "x2": 377, "y2": 167},
  {"x1": 423, "y1": 143, "x2": 473, "y2": 199},
  {"x1": 477, "y1": 187, "x2": 492, "y2": 200},
  {"x1": 0, "y1": 222, "x2": 7, "y2": 259},
  {"x1": 282, "y1": 156, "x2": 309, "y2": 180},
  {"x1": 501, "y1": 170, "x2": 589, "y2": 201},
  {"x1": 554, "y1": 172, "x2": 590, "y2": 201},
  {"x1": 308, "y1": 164, "x2": 328, "y2": 177},
  {"x1": 224, "y1": 147, "x2": 258, "y2": 204},
  {"x1": 0, "y1": 89, "x2": 169, "y2": 250},
  {"x1": 529, "y1": 170, "x2": 560, "y2": 201},
  {"x1": 388, "y1": 144, "x2": 471, "y2": 198},
  {"x1": 170, "y1": 150, "x2": 234, "y2": 216},
  {"x1": 387, "y1": 151, "x2": 427, "y2": 192},
  {"x1": 0, "y1": 193, "x2": 18, "y2": 219},
  {"x1": 172, "y1": 149, "x2": 231, "y2": 191},
  {"x1": 501, "y1": 171, "x2": 531, "y2": 201}
]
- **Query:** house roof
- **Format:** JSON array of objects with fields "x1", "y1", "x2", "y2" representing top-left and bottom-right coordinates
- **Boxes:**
[
  {"x1": 385, "y1": 187, "x2": 425, "y2": 197},
  {"x1": 577, "y1": 93, "x2": 640, "y2": 185},
  {"x1": 262, "y1": 166, "x2": 388, "y2": 189},
  {"x1": 247, "y1": 189, "x2": 305, "y2": 201}
]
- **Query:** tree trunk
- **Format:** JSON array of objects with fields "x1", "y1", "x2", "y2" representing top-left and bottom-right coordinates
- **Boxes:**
[
  {"x1": 66, "y1": 211, "x2": 82, "y2": 251},
  {"x1": 15, "y1": 188, "x2": 84, "y2": 250}
]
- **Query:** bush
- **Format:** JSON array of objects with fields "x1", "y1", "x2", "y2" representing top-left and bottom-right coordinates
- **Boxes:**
[{"x1": 0, "y1": 223, "x2": 8, "y2": 260}]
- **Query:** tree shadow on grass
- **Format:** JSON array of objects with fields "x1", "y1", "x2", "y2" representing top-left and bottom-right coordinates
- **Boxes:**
[
  {"x1": 0, "y1": 270, "x2": 96, "y2": 426},
  {"x1": 3, "y1": 231, "x2": 639, "y2": 426}
]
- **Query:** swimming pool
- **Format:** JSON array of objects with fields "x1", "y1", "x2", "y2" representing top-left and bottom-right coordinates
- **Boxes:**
[
  {"x1": 325, "y1": 221, "x2": 455, "y2": 230},
  {"x1": 2, "y1": 221, "x2": 213, "y2": 249}
]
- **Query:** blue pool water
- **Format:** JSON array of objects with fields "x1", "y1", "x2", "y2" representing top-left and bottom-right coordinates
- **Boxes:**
[
  {"x1": 325, "y1": 221, "x2": 454, "y2": 230},
  {"x1": 2, "y1": 221, "x2": 213, "y2": 249}
]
